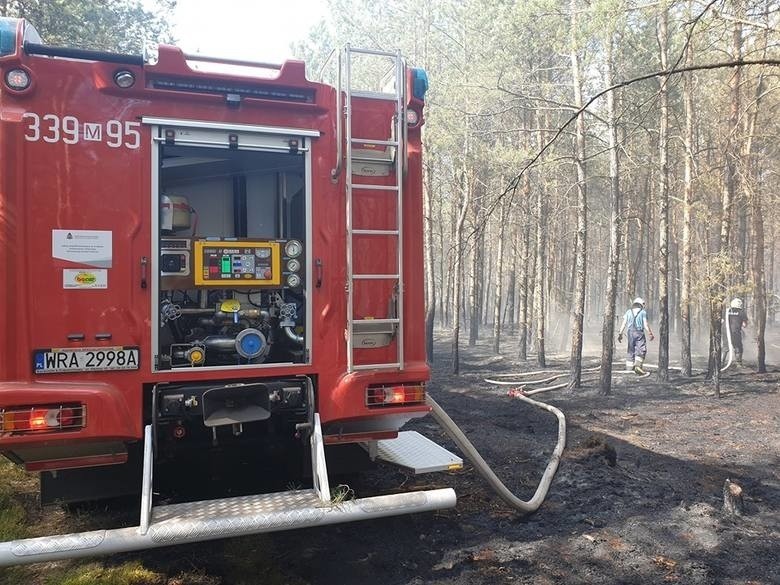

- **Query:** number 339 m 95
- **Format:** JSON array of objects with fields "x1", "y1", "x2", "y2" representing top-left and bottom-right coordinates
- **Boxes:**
[{"x1": 22, "y1": 113, "x2": 141, "y2": 149}]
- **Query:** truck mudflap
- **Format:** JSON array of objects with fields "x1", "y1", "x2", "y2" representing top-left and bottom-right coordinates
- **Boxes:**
[{"x1": 0, "y1": 416, "x2": 457, "y2": 567}]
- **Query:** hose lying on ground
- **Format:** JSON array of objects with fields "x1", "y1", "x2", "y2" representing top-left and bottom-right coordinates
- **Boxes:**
[
  {"x1": 426, "y1": 393, "x2": 566, "y2": 514},
  {"x1": 485, "y1": 366, "x2": 600, "y2": 387},
  {"x1": 484, "y1": 373, "x2": 564, "y2": 386},
  {"x1": 489, "y1": 365, "x2": 600, "y2": 379}
]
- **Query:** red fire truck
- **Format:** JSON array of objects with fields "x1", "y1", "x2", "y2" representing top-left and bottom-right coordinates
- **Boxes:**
[{"x1": 0, "y1": 17, "x2": 460, "y2": 565}]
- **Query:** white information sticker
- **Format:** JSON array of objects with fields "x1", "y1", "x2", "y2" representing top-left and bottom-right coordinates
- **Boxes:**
[
  {"x1": 63, "y1": 268, "x2": 108, "y2": 289},
  {"x1": 52, "y1": 229, "x2": 112, "y2": 268}
]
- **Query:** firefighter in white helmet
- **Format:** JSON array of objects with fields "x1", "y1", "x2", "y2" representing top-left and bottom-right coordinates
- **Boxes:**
[
  {"x1": 617, "y1": 297, "x2": 655, "y2": 375},
  {"x1": 726, "y1": 298, "x2": 748, "y2": 366}
]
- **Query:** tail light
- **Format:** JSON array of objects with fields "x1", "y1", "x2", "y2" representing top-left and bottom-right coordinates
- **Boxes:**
[
  {"x1": 366, "y1": 384, "x2": 426, "y2": 407},
  {"x1": 0, "y1": 404, "x2": 86, "y2": 434}
]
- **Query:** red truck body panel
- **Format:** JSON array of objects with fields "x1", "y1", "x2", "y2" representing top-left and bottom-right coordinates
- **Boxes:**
[{"x1": 0, "y1": 20, "x2": 429, "y2": 466}]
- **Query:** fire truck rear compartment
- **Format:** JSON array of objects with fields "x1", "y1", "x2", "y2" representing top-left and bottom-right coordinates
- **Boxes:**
[{"x1": 156, "y1": 142, "x2": 308, "y2": 371}]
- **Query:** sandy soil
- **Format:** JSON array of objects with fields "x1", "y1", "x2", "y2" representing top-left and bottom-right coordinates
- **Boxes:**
[{"x1": 4, "y1": 331, "x2": 780, "y2": 585}]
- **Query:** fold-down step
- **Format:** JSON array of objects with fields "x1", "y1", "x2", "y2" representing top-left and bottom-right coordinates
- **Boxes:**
[
  {"x1": 368, "y1": 431, "x2": 463, "y2": 474},
  {"x1": 0, "y1": 487, "x2": 456, "y2": 566}
]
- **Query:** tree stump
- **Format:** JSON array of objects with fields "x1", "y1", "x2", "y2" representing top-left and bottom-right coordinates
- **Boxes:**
[{"x1": 723, "y1": 479, "x2": 744, "y2": 516}]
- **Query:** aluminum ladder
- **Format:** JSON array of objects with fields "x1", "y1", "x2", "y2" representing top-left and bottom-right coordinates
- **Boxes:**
[{"x1": 339, "y1": 45, "x2": 407, "y2": 373}]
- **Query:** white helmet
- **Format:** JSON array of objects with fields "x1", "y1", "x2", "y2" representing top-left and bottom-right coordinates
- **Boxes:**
[
  {"x1": 730, "y1": 298, "x2": 743, "y2": 309},
  {"x1": 633, "y1": 297, "x2": 645, "y2": 307}
]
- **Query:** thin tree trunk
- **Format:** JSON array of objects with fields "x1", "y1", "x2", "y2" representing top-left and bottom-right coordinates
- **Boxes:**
[
  {"x1": 519, "y1": 173, "x2": 532, "y2": 360},
  {"x1": 658, "y1": 0, "x2": 669, "y2": 382},
  {"x1": 451, "y1": 134, "x2": 471, "y2": 375},
  {"x1": 505, "y1": 218, "x2": 517, "y2": 333},
  {"x1": 468, "y1": 228, "x2": 479, "y2": 346},
  {"x1": 657, "y1": 1, "x2": 670, "y2": 382},
  {"x1": 711, "y1": 5, "x2": 743, "y2": 396},
  {"x1": 680, "y1": 9, "x2": 695, "y2": 377},
  {"x1": 599, "y1": 35, "x2": 621, "y2": 396},
  {"x1": 534, "y1": 122, "x2": 548, "y2": 368},
  {"x1": 568, "y1": 0, "x2": 588, "y2": 389},
  {"x1": 493, "y1": 202, "x2": 506, "y2": 353},
  {"x1": 743, "y1": 28, "x2": 768, "y2": 373}
]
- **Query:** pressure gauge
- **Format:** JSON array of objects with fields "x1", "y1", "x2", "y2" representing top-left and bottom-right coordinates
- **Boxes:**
[
  {"x1": 286, "y1": 274, "x2": 301, "y2": 288},
  {"x1": 287, "y1": 259, "x2": 301, "y2": 272},
  {"x1": 285, "y1": 240, "x2": 303, "y2": 258}
]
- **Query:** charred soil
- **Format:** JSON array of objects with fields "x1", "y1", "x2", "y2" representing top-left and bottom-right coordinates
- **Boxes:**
[{"x1": 2, "y1": 333, "x2": 780, "y2": 585}]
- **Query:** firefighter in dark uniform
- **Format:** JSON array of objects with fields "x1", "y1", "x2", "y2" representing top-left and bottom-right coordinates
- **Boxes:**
[{"x1": 726, "y1": 298, "x2": 748, "y2": 366}]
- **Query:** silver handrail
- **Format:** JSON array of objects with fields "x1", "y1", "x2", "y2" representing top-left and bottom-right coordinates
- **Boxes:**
[
  {"x1": 183, "y1": 52, "x2": 282, "y2": 70},
  {"x1": 331, "y1": 48, "x2": 343, "y2": 181}
]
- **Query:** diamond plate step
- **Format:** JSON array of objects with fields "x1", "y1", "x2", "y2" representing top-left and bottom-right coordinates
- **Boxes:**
[
  {"x1": 370, "y1": 431, "x2": 463, "y2": 474},
  {"x1": 0, "y1": 487, "x2": 456, "y2": 566}
]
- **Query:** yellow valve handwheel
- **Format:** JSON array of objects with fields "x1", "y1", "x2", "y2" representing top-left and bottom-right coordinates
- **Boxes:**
[{"x1": 220, "y1": 299, "x2": 241, "y2": 313}]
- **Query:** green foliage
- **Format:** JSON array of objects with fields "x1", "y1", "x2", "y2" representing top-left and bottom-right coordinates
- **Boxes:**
[
  {"x1": 0, "y1": 459, "x2": 31, "y2": 541},
  {"x1": 46, "y1": 561, "x2": 164, "y2": 585},
  {"x1": 1, "y1": 0, "x2": 175, "y2": 52}
]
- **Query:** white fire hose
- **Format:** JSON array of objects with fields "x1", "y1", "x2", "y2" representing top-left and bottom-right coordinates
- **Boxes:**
[
  {"x1": 426, "y1": 393, "x2": 565, "y2": 514},
  {"x1": 721, "y1": 307, "x2": 734, "y2": 372}
]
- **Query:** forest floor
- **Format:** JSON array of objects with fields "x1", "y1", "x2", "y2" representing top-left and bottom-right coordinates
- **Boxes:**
[{"x1": 1, "y1": 330, "x2": 779, "y2": 585}]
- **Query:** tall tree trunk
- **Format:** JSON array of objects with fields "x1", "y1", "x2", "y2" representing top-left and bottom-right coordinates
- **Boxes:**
[
  {"x1": 711, "y1": 6, "x2": 743, "y2": 396},
  {"x1": 657, "y1": 1, "x2": 670, "y2": 382},
  {"x1": 519, "y1": 173, "x2": 532, "y2": 360},
  {"x1": 505, "y1": 217, "x2": 517, "y2": 333},
  {"x1": 680, "y1": 8, "x2": 695, "y2": 377},
  {"x1": 451, "y1": 134, "x2": 472, "y2": 375},
  {"x1": 743, "y1": 30, "x2": 768, "y2": 373},
  {"x1": 493, "y1": 202, "x2": 506, "y2": 353},
  {"x1": 599, "y1": 35, "x2": 621, "y2": 396},
  {"x1": 468, "y1": 226, "x2": 480, "y2": 346},
  {"x1": 534, "y1": 121, "x2": 548, "y2": 368},
  {"x1": 752, "y1": 201, "x2": 767, "y2": 373},
  {"x1": 568, "y1": 0, "x2": 587, "y2": 389}
]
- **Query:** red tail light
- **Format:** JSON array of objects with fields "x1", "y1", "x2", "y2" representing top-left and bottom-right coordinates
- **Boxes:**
[
  {"x1": 366, "y1": 384, "x2": 426, "y2": 407},
  {"x1": 0, "y1": 404, "x2": 86, "y2": 434}
]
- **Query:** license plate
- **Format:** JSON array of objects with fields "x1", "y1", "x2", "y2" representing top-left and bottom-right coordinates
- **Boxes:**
[{"x1": 34, "y1": 347, "x2": 140, "y2": 374}]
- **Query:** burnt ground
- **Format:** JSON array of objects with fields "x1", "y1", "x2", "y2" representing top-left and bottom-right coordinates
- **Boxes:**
[{"x1": 3, "y1": 331, "x2": 780, "y2": 585}]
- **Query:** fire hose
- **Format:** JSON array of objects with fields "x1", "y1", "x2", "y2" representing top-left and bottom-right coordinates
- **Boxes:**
[
  {"x1": 426, "y1": 393, "x2": 565, "y2": 514},
  {"x1": 443, "y1": 304, "x2": 737, "y2": 512},
  {"x1": 721, "y1": 306, "x2": 734, "y2": 372}
]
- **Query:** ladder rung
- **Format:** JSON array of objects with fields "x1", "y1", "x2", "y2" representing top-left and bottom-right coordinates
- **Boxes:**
[
  {"x1": 351, "y1": 156, "x2": 393, "y2": 164},
  {"x1": 351, "y1": 138, "x2": 398, "y2": 147},
  {"x1": 353, "y1": 274, "x2": 399, "y2": 280},
  {"x1": 350, "y1": 90, "x2": 397, "y2": 101},
  {"x1": 349, "y1": 183, "x2": 399, "y2": 191},
  {"x1": 353, "y1": 318, "x2": 400, "y2": 325},
  {"x1": 352, "y1": 229, "x2": 399, "y2": 235},
  {"x1": 352, "y1": 363, "x2": 402, "y2": 371},
  {"x1": 348, "y1": 47, "x2": 398, "y2": 58}
]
